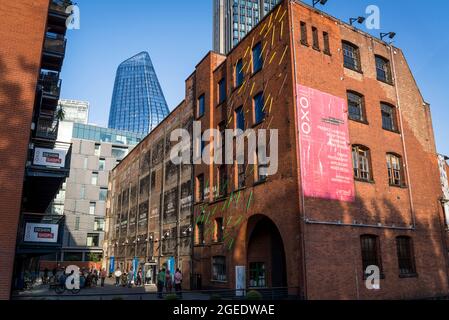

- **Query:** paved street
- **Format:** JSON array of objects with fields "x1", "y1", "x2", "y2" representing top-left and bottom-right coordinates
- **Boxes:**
[{"x1": 12, "y1": 278, "x2": 211, "y2": 301}]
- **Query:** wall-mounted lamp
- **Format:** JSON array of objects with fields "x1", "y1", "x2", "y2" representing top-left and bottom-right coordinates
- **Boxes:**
[
  {"x1": 313, "y1": 0, "x2": 328, "y2": 7},
  {"x1": 380, "y1": 32, "x2": 396, "y2": 41},
  {"x1": 349, "y1": 16, "x2": 365, "y2": 26}
]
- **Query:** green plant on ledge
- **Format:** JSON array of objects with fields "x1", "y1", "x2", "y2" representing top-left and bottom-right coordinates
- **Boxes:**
[{"x1": 246, "y1": 290, "x2": 263, "y2": 300}]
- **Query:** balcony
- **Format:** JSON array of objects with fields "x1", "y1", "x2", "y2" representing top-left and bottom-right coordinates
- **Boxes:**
[
  {"x1": 48, "y1": 0, "x2": 73, "y2": 35},
  {"x1": 37, "y1": 70, "x2": 62, "y2": 111},
  {"x1": 34, "y1": 111, "x2": 59, "y2": 142},
  {"x1": 23, "y1": 142, "x2": 72, "y2": 213},
  {"x1": 16, "y1": 213, "x2": 65, "y2": 255},
  {"x1": 42, "y1": 32, "x2": 67, "y2": 72}
]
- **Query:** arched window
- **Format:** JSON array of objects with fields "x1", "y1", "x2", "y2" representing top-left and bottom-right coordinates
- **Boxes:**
[
  {"x1": 386, "y1": 153, "x2": 405, "y2": 187},
  {"x1": 396, "y1": 236, "x2": 417, "y2": 276},
  {"x1": 342, "y1": 41, "x2": 361, "y2": 72},
  {"x1": 381, "y1": 102, "x2": 398, "y2": 132},
  {"x1": 360, "y1": 235, "x2": 383, "y2": 277},
  {"x1": 352, "y1": 145, "x2": 372, "y2": 181},
  {"x1": 347, "y1": 91, "x2": 366, "y2": 122},
  {"x1": 375, "y1": 55, "x2": 393, "y2": 84}
]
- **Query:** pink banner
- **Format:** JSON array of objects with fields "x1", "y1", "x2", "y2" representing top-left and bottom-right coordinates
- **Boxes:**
[{"x1": 296, "y1": 84, "x2": 355, "y2": 202}]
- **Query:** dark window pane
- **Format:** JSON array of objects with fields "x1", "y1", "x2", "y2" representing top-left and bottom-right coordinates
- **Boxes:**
[
  {"x1": 252, "y1": 42, "x2": 263, "y2": 73},
  {"x1": 236, "y1": 60, "x2": 244, "y2": 87},
  {"x1": 396, "y1": 237, "x2": 416, "y2": 275},
  {"x1": 347, "y1": 92, "x2": 364, "y2": 121},
  {"x1": 376, "y1": 56, "x2": 392, "y2": 83},
  {"x1": 254, "y1": 92, "x2": 265, "y2": 124},
  {"x1": 343, "y1": 42, "x2": 361, "y2": 71},
  {"x1": 236, "y1": 106, "x2": 245, "y2": 131},
  {"x1": 381, "y1": 103, "x2": 396, "y2": 131}
]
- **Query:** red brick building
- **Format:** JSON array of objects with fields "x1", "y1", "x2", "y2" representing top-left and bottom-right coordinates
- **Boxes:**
[
  {"x1": 0, "y1": 0, "x2": 71, "y2": 299},
  {"x1": 107, "y1": 0, "x2": 448, "y2": 299},
  {"x1": 191, "y1": 0, "x2": 448, "y2": 299}
]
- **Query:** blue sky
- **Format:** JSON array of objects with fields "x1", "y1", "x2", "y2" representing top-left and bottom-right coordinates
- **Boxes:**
[{"x1": 61, "y1": 0, "x2": 449, "y2": 155}]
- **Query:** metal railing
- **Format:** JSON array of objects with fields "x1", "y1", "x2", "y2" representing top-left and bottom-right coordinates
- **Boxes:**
[
  {"x1": 39, "y1": 71, "x2": 62, "y2": 97},
  {"x1": 36, "y1": 114, "x2": 59, "y2": 141},
  {"x1": 49, "y1": 0, "x2": 73, "y2": 15},
  {"x1": 43, "y1": 32, "x2": 67, "y2": 55}
]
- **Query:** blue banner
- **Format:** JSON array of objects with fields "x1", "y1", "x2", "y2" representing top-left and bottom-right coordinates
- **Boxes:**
[
  {"x1": 109, "y1": 257, "x2": 115, "y2": 275},
  {"x1": 133, "y1": 257, "x2": 139, "y2": 281}
]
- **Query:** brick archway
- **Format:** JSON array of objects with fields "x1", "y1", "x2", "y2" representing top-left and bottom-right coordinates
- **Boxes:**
[{"x1": 246, "y1": 215, "x2": 287, "y2": 288}]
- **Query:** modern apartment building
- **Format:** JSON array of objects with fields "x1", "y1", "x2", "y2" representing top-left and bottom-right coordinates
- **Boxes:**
[
  {"x1": 213, "y1": 0, "x2": 281, "y2": 54},
  {"x1": 43, "y1": 122, "x2": 144, "y2": 270},
  {"x1": 0, "y1": 0, "x2": 72, "y2": 298},
  {"x1": 58, "y1": 99, "x2": 90, "y2": 124},
  {"x1": 107, "y1": 0, "x2": 449, "y2": 299},
  {"x1": 108, "y1": 52, "x2": 170, "y2": 135}
]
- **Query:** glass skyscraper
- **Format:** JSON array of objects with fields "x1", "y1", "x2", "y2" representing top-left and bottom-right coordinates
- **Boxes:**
[
  {"x1": 213, "y1": 0, "x2": 281, "y2": 54},
  {"x1": 108, "y1": 52, "x2": 169, "y2": 135}
]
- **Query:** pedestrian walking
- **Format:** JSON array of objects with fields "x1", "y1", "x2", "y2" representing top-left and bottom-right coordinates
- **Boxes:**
[
  {"x1": 100, "y1": 268, "x2": 107, "y2": 287},
  {"x1": 145, "y1": 268, "x2": 152, "y2": 285},
  {"x1": 114, "y1": 268, "x2": 122, "y2": 287},
  {"x1": 157, "y1": 268, "x2": 166, "y2": 299},
  {"x1": 136, "y1": 268, "x2": 142, "y2": 287},
  {"x1": 165, "y1": 269, "x2": 173, "y2": 293},
  {"x1": 127, "y1": 268, "x2": 134, "y2": 288},
  {"x1": 174, "y1": 268, "x2": 183, "y2": 298}
]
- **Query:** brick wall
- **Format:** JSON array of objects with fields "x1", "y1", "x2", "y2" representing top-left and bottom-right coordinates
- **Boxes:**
[{"x1": 0, "y1": 0, "x2": 49, "y2": 299}]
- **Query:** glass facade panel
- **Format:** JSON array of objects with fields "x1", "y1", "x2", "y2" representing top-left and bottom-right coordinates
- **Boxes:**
[{"x1": 108, "y1": 52, "x2": 169, "y2": 134}]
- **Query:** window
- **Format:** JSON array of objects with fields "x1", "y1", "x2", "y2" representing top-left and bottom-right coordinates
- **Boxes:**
[
  {"x1": 235, "y1": 106, "x2": 245, "y2": 131},
  {"x1": 396, "y1": 236, "x2": 417, "y2": 276},
  {"x1": 387, "y1": 153, "x2": 404, "y2": 187},
  {"x1": 83, "y1": 157, "x2": 88, "y2": 169},
  {"x1": 312, "y1": 27, "x2": 319, "y2": 50},
  {"x1": 323, "y1": 32, "x2": 330, "y2": 55},
  {"x1": 99, "y1": 158, "x2": 106, "y2": 171},
  {"x1": 252, "y1": 42, "x2": 263, "y2": 73},
  {"x1": 257, "y1": 152, "x2": 268, "y2": 182},
  {"x1": 375, "y1": 55, "x2": 393, "y2": 84},
  {"x1": 360, "y1": 235, "x2": 383, "y2": 278},
  {"x1": 381, "y1": 103, "x2": 398, "y2": 132},
  {"x1": 111, "y1": 147, "x2": 128, "y2": 160},
  {"x1": 237, "y1": 163, "x2": 246, "y2": 189},
  {"x1": 218, "y1": 78, "x2": 226, "y2": 104},
  {"x1": 89, "y1": 202, "x2": 96, "y2": 215},
  {"x1": 249, "y1": 262, "x2": 266, "y2": 287},
  {"x1": 214, "y1": 218, "x2": 224, "y2": 243},
  {"x1": 80, "y1": 185, "x2": 85, "y2": 199},
  {"x1": 197, "y1": 94, "x2": 205, "y2": 118},
  {"x1": 218, "y1": 166, "x2": 228, "y2": 197},
  {"x1": 99, "y1": 188, "x2": 108, "y2": 201},
  {"x1": 300, "y1": 21, "x2": 308, "y2": 45},
  {"x1": 343, "y1": 41, "x2": 361, "y2": 72},
  {"x1": 235, "y1": 59, "x2": 244, "y2": 87},
  {"x1": 91, "y1": 172, "x2": 98, "y2": 185},
  {"x1": 195, "y1": 222, "x2": 205, "y2": 245},
  {"x1": 347, "y1": 91, "x2": 366, "y2": 122},
  {"x1": 94, "y1": 218, "x2": 105, "y2": 232},
  {"x1": 94, "y1": 144, "x2": 101, "y2": 157},
  {"x1": 254, "y1": 92, "x2": 265, "y2": 124},
  {"x1": 212, "y1": 256, "x2": 227, "y2": 281},
  {"x1": 196, "y1": 174, "x2": 205, "y2": 202},
  {"x1": 75, "y1": 217, "x2": 80, "y2": 231},
  {"x1": 352, "y1": 145, "x2": 372, "y2": 181},
  {"x1": 87, "y1": 234, "x2": 99, "y2": 247}
]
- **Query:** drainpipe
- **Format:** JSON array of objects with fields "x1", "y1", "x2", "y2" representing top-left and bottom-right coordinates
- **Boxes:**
[
  {"x1": 287, "y1": 0, "x2": 308, "y2": 300},
  {"x1": 389, "y1": 45, "x2": 417, "y2": 229}
]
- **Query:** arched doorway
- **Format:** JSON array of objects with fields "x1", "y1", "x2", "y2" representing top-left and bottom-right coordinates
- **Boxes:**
[{"x1": 247, "y1": 215, "x2": 287, "y2": 289}]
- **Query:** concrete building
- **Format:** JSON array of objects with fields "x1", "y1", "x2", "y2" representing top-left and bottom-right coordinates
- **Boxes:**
[
  {"x1": 0, "y1": 0, "x2": 72, "y2": 298},
  {"x1": 58, "y1": 99, "x2": 90, "y2": 124},
  {"x1": 42, "y1": 122, "x2": 145, "y2": 270},
  {"x1": 107, "y1": 0, "x2": 449, "y2": 299},
  {"x1": 213, "y1": 0, "x2": 281, "y2": 54}
]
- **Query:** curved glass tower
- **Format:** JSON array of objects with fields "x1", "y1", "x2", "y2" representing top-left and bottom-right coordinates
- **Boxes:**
[{"x1": 108, "y1": 52, "x2": 169, "y2": 135}]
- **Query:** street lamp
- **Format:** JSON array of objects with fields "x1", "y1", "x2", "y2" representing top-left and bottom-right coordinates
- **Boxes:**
[
  {"x1": 313, "y1": 0, "x2": 328, "y2": 8},
  {"x1": 380, "y1": 32, "x2": 396, "y2": 41},
  {"x1": 349, "y1": 16, "x2": 366, "y2": 26}
]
